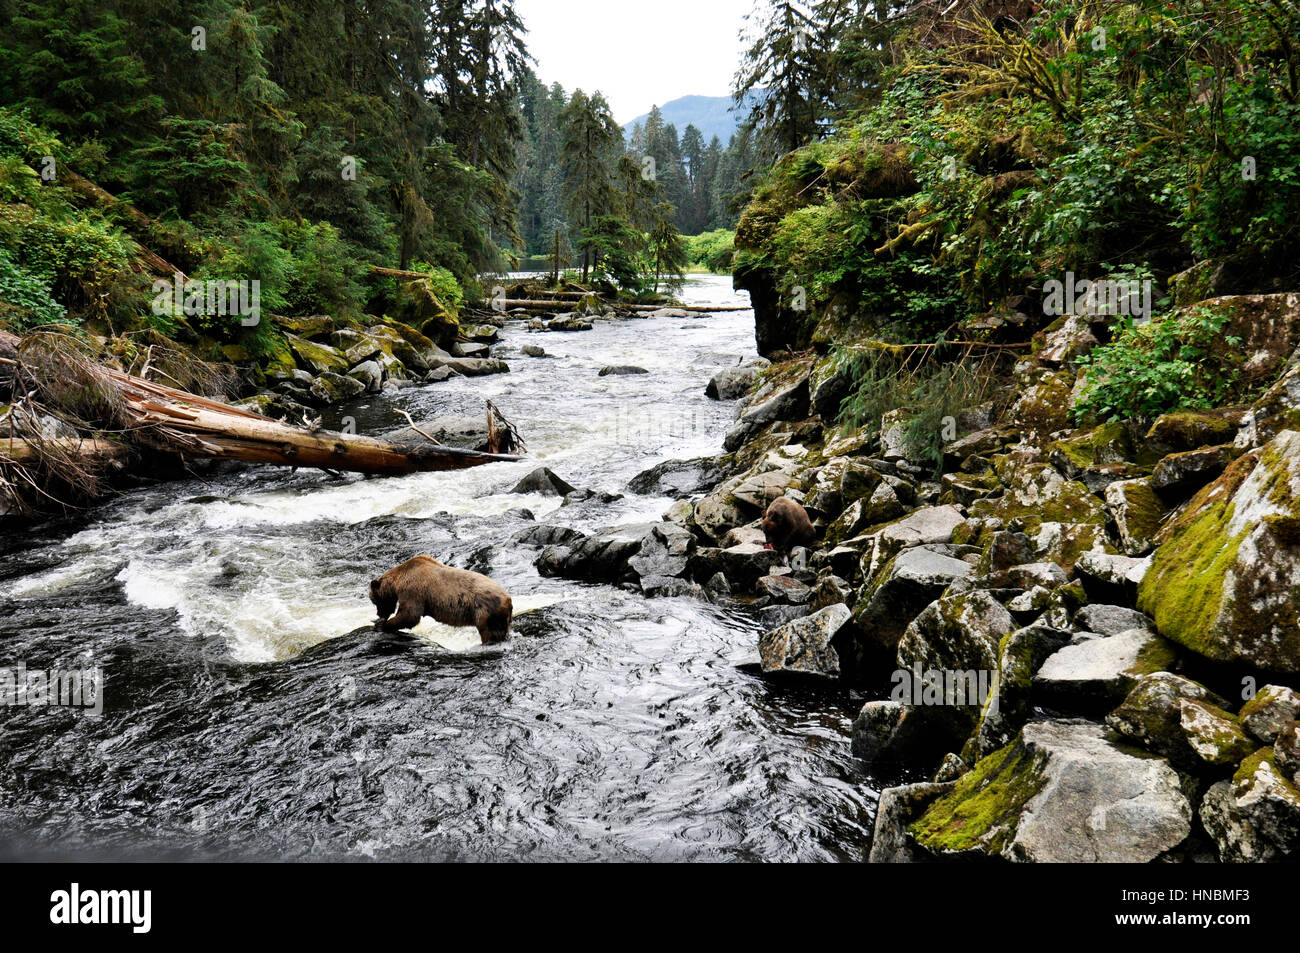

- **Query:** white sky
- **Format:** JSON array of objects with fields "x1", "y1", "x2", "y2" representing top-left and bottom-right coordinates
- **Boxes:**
[{"x1": 513, "y1": 0, "x2": 757, "y2": 124}]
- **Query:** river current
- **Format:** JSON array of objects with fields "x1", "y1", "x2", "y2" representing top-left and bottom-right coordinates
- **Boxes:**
[{"x1": 0, "y1": 276, "x2": 883, "y2": 861}]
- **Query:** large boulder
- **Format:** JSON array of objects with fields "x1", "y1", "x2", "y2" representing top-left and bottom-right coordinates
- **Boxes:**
[
  {"x1": 626, "y1": 522, "x2": 696, "y2": 591},
  {"x1": 758, "y1": 603, "x2": 849, "y2": 679},
  {"x1": 1138, "y1": 430, "x2": 1300, "y2": 672},
  {"x1": 1032, "y1": 628, "x2": 1177, "y2": 712},
  {"x1": 1107, "y1": 672, "x2": 1256, "y2": 771},
  {"x1": 308, "y1": 371, "x2": 365, "y2": 405},
  {"x1": 286, "y1": 333, "x2": 349, "y2": 376},
  {"x1": 627, "y1": 457, "x2": 723, "y2": 499},
  {"x1": 706, "y1": 359, "x2": 769, "y2": 400},
  {"x1": 908, "y1": 720, "x2": 1192, "y2": 862},
  {"x1": 1200, "y1": 749, "x2": 1300, "y2": 861},
  {"x1": 394, "y1": 278, "x2": 460, "y2": 349},
  {"x1": 535, "y1": 525, "x2": 651, "y2": 583},
  {"x1": 854, "y1": 545, "x2": 974, "y2": 653},
  {"x1": 722, "y1": 374, "x2": 810, "y2": 452},
  {"x1": 898, "y1": 590, "x2": 1014, "y2": 676}
]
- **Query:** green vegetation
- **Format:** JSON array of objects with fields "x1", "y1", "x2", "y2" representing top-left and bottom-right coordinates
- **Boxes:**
[
  {"x1": 685, "y1": 230, "x2": 736, "y2": 274},
  {"x1": 1074, "y1": 305, "x2": 1243, "y2": 423},
  {"x1": 733, "y1": 0, "x2": 1300, "y2": 429},
  {"x1": 835, "y1": 346, "x2": 1006, "y2": 475}
]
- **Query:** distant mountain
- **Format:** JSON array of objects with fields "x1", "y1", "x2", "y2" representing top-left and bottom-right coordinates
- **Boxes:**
[{"x1": 622, "y1": 92, "x2": 761, "y2": 145}]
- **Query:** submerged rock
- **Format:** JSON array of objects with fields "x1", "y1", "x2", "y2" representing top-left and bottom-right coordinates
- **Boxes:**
[
  {"x1": 382, "y1": 415, "x2": 490, "y2": 451},
  {"x1": 511, "y1": 467, "x2": 578, "y2": 496}
]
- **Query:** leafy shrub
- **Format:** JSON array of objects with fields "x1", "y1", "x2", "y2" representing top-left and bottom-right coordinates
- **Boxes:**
[
  {"x1": 0, "y1": 245, "x2": 66, "y2": 329},
  {"x1": 1073, "y1": 306, "x2": 1243, "y2": 423},
  {"x1": 685, "y1": 229, "x2": 736, "y2": 273},
  {"x1": 411, "y1": 262, "x2": 464, "y2": 316}
]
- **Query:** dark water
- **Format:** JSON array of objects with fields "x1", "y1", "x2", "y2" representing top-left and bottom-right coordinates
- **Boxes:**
[{"x1": 0, "y1": 276, "x2": 881, "y2": 861}]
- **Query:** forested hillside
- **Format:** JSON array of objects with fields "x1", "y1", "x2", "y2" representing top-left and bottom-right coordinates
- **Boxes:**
[{"x1": 730, "y1": 0, "x2": 1300, "y2": 430}]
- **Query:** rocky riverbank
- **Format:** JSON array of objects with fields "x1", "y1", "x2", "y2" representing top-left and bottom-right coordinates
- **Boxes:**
[{"x1": 519, "y1": 289, "x2": 1300, "y2": 863}]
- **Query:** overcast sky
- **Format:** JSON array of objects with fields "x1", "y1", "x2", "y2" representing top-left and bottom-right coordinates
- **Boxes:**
[{"x1": 513, "y1": 0, "x2": 757, "y2": 124}]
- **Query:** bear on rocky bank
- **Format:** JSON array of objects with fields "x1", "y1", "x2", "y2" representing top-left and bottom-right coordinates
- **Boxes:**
[
  {"x1": 369, "y1": 555, "x2": 513, "y2": 644},
  {"x1": 761, "y1": 496, "x2": 817, "y2": 559}
]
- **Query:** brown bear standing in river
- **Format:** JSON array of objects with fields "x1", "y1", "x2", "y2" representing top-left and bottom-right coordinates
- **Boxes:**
[
  {"x1": 369, "y1": 555, "x2": 513, "y2": 644},
  {"x1": 762, "y1": 496, "x2": 817, "y2": 559}
]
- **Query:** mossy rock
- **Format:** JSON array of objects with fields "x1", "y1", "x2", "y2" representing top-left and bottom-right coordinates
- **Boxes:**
[
  {"x1": 257, "y1": 333, "x2": 298, "y2": 379},
  {"x1": 909, "y1": 737, "x2": 1048, "y2": 857},
  {"x1": 1138, "y1": 431, "x2": 1300, "y2": 672},
  {"x1": 273, "y1": 314, "x2": 335, "y2": 340},
  {"x1": 393, "y1": 279, "x2": 461, "y2": 349},
  {"x1": 910, "y1": 719, "x2": 1192, "y2": 862},
  {"x1": 1145, "y1": 410, "x2": 1239, "y2": 456},
  {"x1": 1009, "y1": 369, "x2": 1074, "y2": 438},
  {"x1": 285, "y1": 333, "x2": 349, "y2": 376},
  {"x1": 971, "y1": 456, "x2": 1107, "y2": 533},
  {"x1": 1048, "y1": 421, "x2": 1134, "y2": 478},
  {"x1": 1104, "y1": 478, "x2": 1166, "y2": 557}
]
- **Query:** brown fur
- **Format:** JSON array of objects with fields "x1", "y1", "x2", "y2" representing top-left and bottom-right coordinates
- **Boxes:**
[
  {"x1": 369, "y1": 555, "x2": 513, "y2": 645},
  {"x1": 762, "y1": 496, "x2": 817, "y2": 556}
]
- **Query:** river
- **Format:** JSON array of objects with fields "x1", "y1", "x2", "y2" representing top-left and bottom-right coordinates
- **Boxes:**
[{"x1": 0, "y1": 275, "x2": 883, "y2": 861}]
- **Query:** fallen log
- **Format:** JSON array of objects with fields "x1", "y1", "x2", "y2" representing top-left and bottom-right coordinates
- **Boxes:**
[
  {"x1": 103, "y1": 369, "x2": 521, "y2": 475},
  {"x1": 60, "y1": 170, "x2": 188, "y2": 280},
  {"x1": 0, "y1": 437, "x2": 132, "y2": 465},
  {"x1": 498, "y1": 299, "x2": 748, "y2": 313}
]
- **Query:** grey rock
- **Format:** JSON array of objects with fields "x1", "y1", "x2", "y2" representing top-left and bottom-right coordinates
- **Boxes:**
[
  {"x1": 757, "y1": 573, "x2": 813, "y2": 605},
  {"x1": 628, "y1": 457, "x2": 722, "y2": 499},
  {"x1": 346, "y1": 360, "x2": 383, "y2": 393},
  {"x1": 758, "y1": 603, "x2": 849, "y2": 678},
  {"x1": 1200, "y1": 756, "x2": 1300, "y2": 862},
  {"x1": 723, "y1": 375, "x2": 810, "y2": 452},
  {"x1": 706, "y1": 359, "x2": 769, "y2": 400},
  {"x1": 1240, "y1": 685, "x2": 1300, "y2": 744},
  {"x1": 1073, "y1": 604, "x2": 1154, "y2": 637},
  {"x1": 868, "y1": 781, "x2": 955, "y2": 863},
  {"x1": 856, "y1": 545, "x2": 975, "y2": 652},
  {"x1": 627, "y1": 522, "x2": 695, "y2": 582},
  {"x1": 511, "y1": 467, "x2": 578, "y2": 496},
  {"x1": 599, "y1": 364, "x2": 650, "y2": 376},
  {"x1": 719, "y1": 543, "x2": 782, "y2": 590},
  {"x1": 1033, "y1": 628, "x2": 1176, "y2": 711},
  {"x1": 913, "y1": 720, "x2": 1192, "y2": 863}
]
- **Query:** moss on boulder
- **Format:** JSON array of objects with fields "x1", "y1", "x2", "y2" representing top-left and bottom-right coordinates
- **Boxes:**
[{"x1": 1138, "y1": 430, "x2": 1300, "y2": 672}]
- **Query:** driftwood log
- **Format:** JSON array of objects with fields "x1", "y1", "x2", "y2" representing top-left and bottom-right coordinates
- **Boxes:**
[
  {"x1": 496, "y1": 299, "x2": 748, "y2": 313},
  {"x1": 0, "y1": 330, "x2": 521, "y2": 479},
  {"x1": 107, "y1": 371, "x2": 521, "y2": 475}
]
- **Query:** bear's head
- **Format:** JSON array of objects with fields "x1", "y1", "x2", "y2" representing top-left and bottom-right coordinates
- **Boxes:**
[{"x1": 369, "y1": 578, "x2": 397, "y2": 620}]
